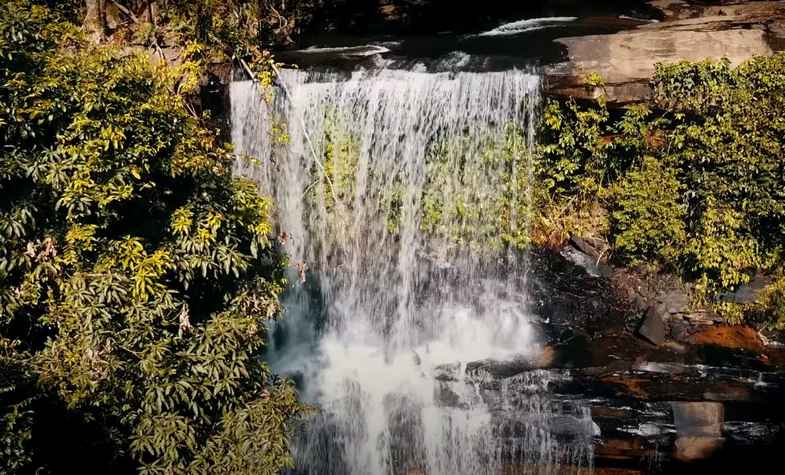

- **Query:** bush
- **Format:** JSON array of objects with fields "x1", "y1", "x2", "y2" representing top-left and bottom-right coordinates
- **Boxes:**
[
  {"x1": 1, "y1": 1, "x2": 301, "y2": 472},
  {"x1": 537, "y1": 53, "x2": 785, "y2": 325},
  {"x1": 610, "y1": 156, "x2": 687, "y2": 263}
]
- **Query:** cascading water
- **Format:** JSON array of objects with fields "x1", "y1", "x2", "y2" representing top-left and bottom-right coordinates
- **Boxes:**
[{"x1": 230, "y1": 68, "x2": 595, "y2": 474}]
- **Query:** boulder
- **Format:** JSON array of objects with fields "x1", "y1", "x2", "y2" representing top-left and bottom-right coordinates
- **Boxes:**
[
  {"x1": 688, "y1": 325, "x2": 765, "y2": 352},
  {"x1": 656, "y1": 289, "x2": 691, "y2": 315},
  {"x1": 722, "y1": 273, "x2": 771, "y2": 304},
  {"x1": 569, "y1": 235, "x2": 602, "y2": 260},
  {"x1": 671, "y1": 402, "x2": 725, "y2": 462},
  {"x1": 637, "y1": 305, "x2": 667, "y2": 346},
  {"x1": 560, "y1": 245, "x2": 602, "y2": 278}
]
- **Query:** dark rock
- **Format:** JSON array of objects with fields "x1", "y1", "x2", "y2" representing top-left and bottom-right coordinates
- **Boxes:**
[
  {"x1": 722, "y1": 273, "x2": 771, "y2": 304},
  {"x1": 656, "y1": 288, "x2": 691, "y2": 315},
  {"x1": 527, "y1": 247, "x2": 625, "y2": 337},
  {"x1": 276, "y1": 45, "x2": 392, "y2": 69},
  {"x1": 465, "y1": 359, "x2": 538, "y2": 379},
  {"x1": 434, "y1": 382, "x2": 462, "y2": 407},
  {"x1": 666, "y1": 318, "x2": 694, "y2": 345},
  {"x1": 723, "y1": 421, "x2": 784, "y2": 445},
  {"x1": 560, "y1": 245, "x2": 601, "y2": 278},
  {"x1": 548, "y1": 414, "x2": 601, "y2": 438},
  {"x1": 434, "y1": 363, "x2": 461, "y2": 382},
  {"x1": 637, "y1": 306, "x2": 667, "y2": 346},
  {"x1": 569, "y1": 235, "x2": 602, "y2": 260}
]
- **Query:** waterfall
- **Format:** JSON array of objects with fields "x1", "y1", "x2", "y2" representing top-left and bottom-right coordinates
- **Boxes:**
[{"x1": 230, "y1": 68, "x2": 594, "y2": 474}]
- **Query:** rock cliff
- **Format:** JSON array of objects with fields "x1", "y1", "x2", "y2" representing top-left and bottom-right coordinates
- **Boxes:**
[{"x1": 545, "y1": 0, "x2": 785, "y2": 103}]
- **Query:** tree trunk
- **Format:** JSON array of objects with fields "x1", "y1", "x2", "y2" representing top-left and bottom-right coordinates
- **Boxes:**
[
  {"x1": 83, "y1": 0, "x2": 106, "y2": 42},
  {"x1": 141, "y1": 1, "x2": 159, "y2": 25}
]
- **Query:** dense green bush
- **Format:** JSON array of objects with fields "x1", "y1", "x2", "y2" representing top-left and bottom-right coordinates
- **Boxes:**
[
  {"x1": 537, "y1": 53, "x2": 785, "y2": 326},
  {"x1": 610, "y1": 156, "x2": 687, "y2": 263},
  {"x1": 1, "y1": 1, "x2": 301, "y2": 472},
  {"x1": 537, "y1": 96, "x2": 611, "y2": 197}
]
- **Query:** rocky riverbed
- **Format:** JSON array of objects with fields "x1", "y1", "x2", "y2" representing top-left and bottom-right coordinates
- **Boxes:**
[{"x1": 443, "y1": 243, "x2": 785, "y2": 473}]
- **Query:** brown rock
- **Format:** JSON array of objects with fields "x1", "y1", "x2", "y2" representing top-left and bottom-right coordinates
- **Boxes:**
[
  {"x1": 545, "y1": 1, "x2": 785, "y2": 104},
  {"x1": 600, "y1": 375, "x2": 649, "y2": 399},
  {"x1": 671, "y1": 402, "x2": 725, "y2": 462},
  {"x1": 689, "y1": 325, "x2": 764, "y2": 352},
  {"x1": 569, "y1": 235, "x2": 602, "y2": 260},
  {"x1": 595, "y1": 437, "x2": 651, "y2": 461},
  {"x1": 547, "y1": 29, "x2": 772, "y2": 104},
  {"x1": 674, "y1": 436, "x2": 725, "y2": 462}
]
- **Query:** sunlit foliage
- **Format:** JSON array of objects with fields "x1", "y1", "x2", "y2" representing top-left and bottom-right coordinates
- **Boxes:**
[
  {"x1": 0, "y1": 1, "x2": 301, "y2": 472},
  {"x1": 537, "y1": 53, "x2": 785, "y2": 327}
]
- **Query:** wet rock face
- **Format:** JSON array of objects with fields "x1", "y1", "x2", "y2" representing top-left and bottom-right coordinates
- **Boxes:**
[
  {"x1": 444, "y1": 360, "x2": 785, "y2": 472},
  {"x1": 515, "y1": 246, "x2": 785, "y2": 471},
  {"x1": 544, "y1": 0, "x2": 785, "y2": 104},
  {"x1": 671, "y1": 402, "x2": 724, "y2": 462}
]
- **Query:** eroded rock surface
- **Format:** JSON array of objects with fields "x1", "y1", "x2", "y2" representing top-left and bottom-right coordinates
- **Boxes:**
[{"x1": 545, "y1": 0, "x2": 785, "y2": 104}]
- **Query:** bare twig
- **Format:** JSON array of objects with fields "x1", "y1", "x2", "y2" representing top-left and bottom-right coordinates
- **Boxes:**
[
  {"x1": 109, "y1": 0, "x2": 140, "y2": 24},
  {"x1": 109, "y1": 0, "x2": 166, "y2": 62},
  {"x1": 152, "y1": 38, "x2": 166, "y2": 62},
  {"x1": 238, "y1": 56, "x2": 256, "y2": 81},
  {"x1": 235, "y1": 55, "x2": 339, "y2": 206}
]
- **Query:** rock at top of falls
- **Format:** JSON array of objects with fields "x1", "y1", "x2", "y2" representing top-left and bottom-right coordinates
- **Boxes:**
[{"x1": 230, "y1": 69, "x2": 598, "y2": 474}]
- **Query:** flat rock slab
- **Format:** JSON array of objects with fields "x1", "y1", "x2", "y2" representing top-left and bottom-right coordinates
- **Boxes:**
[
  {"x1": 545, "y1": 0, "x2": 785, "y2": 104},
  {"x1": 689, "y1": 324, "x2": 765, "y2": 352},
  {"x1": 546, "y1": 29, "x2": 772, "y2": 103}
]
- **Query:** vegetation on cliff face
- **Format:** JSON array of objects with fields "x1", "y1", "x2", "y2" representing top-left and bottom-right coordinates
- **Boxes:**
[
  {"x1": 536, "y1": 53, "x2": 785, "y2": 328},
  {"x1": 3, "y1": 0, "x2": 784, "y2": 471},
  {"x1": 1, "y1": 1, "x2": 302, "y2": 473}
]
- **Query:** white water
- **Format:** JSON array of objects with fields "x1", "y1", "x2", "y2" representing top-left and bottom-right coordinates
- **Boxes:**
[
  {"x1": 300, "y1": 45, "x2": 392, "y2": 56},
  {"x1": 474, "y1": 17, "x2": 578, "y2": 37},
  {"x1": 231, "y1": 68, "x2": 594, "y2": 474}
]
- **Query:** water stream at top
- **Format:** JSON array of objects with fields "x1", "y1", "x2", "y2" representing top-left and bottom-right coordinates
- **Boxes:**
[{"x1": 230, "y1": 68, "x2": 595, "y2": 474}]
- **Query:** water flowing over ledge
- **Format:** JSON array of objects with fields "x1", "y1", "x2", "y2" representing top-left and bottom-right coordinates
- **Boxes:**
[
  {"x1": 473, "y1": 17, "x2": 579, "y2": 37},
  {"x1": 230, "y1": 69, "x2": 597, "y2": 474}
]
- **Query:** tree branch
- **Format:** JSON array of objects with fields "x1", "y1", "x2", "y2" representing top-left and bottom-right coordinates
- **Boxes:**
[{"x1": 108, "y1": 0, "x2": 140, "y2": 24}]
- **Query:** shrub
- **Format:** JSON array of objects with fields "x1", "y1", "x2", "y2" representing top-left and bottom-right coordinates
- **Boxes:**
[
  {"x1": 1, "y1": 2, "x2": 301, "y2": 472},
  {"x1": 610, "y1": 156, "x2": 687, "y2": 263},
  {"x1": 538, "y1": 52, "x2": 785, "y2": 325}
]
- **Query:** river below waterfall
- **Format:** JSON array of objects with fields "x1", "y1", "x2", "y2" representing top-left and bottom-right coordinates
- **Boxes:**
[{"x1": 228, "y1": 56, "x2": 785, "y2": 475}]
